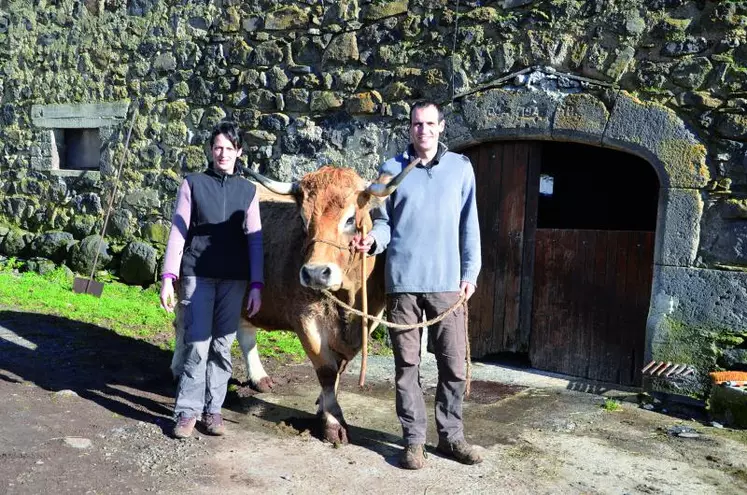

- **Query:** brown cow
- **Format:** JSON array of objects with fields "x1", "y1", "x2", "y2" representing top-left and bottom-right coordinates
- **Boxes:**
[{"x1": 229, "y1": 164, "x2": 415, "y2": 444}]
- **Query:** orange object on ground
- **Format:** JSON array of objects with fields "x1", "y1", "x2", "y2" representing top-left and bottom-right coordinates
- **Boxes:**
[{"x1": 709, "y1": 371, "x2": 747, "y2": 386}]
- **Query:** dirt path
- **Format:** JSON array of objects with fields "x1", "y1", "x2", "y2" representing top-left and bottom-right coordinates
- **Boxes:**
[{"x1": 1, "y1": 309, "x2": 746, "y2": 494}]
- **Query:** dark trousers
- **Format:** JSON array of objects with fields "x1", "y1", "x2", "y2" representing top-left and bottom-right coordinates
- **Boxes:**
[{"x1": 387, "y1": 292, "x2": 466, "y2": 445}]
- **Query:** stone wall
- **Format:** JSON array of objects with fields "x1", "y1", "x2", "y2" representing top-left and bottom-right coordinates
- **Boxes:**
[{"x1": 0, "y1": 0, "x2": 745, "y2": 391}]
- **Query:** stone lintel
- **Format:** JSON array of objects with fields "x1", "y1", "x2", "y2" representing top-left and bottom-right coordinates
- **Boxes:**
[
  {"x1": 461, "y1": 88, "x2": 559, "y2": 140},
  {"x1": 31, "y1": 102, "x2": 130, "y2": 129},
  {"x1": 551, "y1": 93, "x2": 609, "y2": 146}
]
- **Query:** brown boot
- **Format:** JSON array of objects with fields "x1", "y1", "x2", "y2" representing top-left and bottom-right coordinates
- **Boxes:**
[
  {"x1": 202, "y1": 413, "x2": 226, "y2": 436},
  {"x1": 436, "y1": 438, "x2": 483, "y2": 465},
  {"x1": 399, "y1": 443, "x2": 426, "y2": 470},
  {"x1": 172, "y1": 414, "x2": 197, "y2": 439}
]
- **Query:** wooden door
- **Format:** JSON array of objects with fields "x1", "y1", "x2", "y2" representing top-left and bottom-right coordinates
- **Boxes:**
[
  {"x1": 462, "y1": 140, "x2": 656, "y2": 387},
  {"x1": 463, "y1": 142, "x2": 540, "y2": 358},
  {"x1": 529, "y1": 230, "x2": 654, "y2": 386}
]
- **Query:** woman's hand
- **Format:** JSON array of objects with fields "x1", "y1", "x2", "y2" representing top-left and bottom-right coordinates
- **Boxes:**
[
  {"x1": 160, "y1": 278, "x2": 176, "y2": 312},
  {"x1": 246, "y1": 287, "x2": 262, "y2": 317}
]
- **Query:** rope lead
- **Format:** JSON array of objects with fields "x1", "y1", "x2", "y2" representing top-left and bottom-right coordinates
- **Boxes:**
[{"x1": 321, "y1": 289, "x2": 472, "y2": 398}]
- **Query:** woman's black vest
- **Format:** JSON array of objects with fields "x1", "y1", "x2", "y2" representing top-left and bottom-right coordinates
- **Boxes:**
[{"x1": 180, "y1": 168, "x2": 256, "y2": 280}]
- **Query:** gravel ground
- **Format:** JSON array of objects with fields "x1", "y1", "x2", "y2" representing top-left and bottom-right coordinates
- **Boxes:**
[{"x1": 2, "y1": 312, "x2": 747, "y2": 494}]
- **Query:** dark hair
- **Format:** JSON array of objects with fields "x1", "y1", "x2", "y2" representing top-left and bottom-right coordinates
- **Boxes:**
[
  {"x1": 210, "y1": 121, "x2": 242, "y2": 149},
  {"x1": 409, "y1": 100, "x2": 444, "y2": 123}
]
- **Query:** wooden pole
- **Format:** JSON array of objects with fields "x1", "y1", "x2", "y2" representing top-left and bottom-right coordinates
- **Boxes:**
[{"x1": 358, "y1": 224, "x2": 369, "y2": 388}]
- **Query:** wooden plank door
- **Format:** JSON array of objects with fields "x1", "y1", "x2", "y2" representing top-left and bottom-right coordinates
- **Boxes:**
[
  {"x1": 529, "y1": 229, "x2": 654, "y2": 386},
  {"x1": 463, "y1": 142, "x2": 540, "y2": 358}
]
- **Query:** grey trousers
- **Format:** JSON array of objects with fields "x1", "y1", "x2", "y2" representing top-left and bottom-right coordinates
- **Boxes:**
[
  {"x1": 387, "y1": 292, "x2": 467, "y2": 445},
  {"x1": 173, "y1": 276, "x2": 247, "y2": 418}
]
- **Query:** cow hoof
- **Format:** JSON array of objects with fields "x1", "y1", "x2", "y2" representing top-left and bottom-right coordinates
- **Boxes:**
[
  {"x1": 250, "y1": 376, "x2": 275, "y2": 393},
  {"x1": 323, "y1": 422, "x2": 350, "y2": 445}
]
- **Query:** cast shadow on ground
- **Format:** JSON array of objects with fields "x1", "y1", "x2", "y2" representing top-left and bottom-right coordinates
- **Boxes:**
[
  {"x1": 0, "y1": 310, "x2": 175, "y2": 429},
  {"x1": 226, "y1": 392, "x2": 404, "y2": 465}
]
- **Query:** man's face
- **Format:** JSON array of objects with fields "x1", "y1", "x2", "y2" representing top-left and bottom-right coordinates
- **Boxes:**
[
  {"x1": 409, "y1": 105, "x2": 445, "y2": 156},
  {"x1": 211, "y1": 133, "x2": 242, "y2": 174}
]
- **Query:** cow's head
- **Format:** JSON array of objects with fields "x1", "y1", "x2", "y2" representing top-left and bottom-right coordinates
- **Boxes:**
[{"x1": 245, "y1": 162, "x2": 417, "y2": 291}]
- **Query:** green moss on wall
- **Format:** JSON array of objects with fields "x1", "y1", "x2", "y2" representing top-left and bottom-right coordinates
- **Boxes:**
[{"x1": 660, "y1": 139, "x2": 709, "y2": 187}]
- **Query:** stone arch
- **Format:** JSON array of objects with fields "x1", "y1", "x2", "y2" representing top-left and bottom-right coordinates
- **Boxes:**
[{"x1": 444, "y1": 86, "x2": 709, "y2": 368}]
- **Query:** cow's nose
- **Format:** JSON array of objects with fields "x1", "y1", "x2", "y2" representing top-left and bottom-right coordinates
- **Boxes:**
[{"x1": 300, "y1": 265, "x2": 332, "y2": 288}]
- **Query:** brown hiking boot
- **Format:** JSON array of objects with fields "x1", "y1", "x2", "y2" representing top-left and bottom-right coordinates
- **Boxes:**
[
  {"x1": 172, "y1": 414, "x2": 197, "y2": 439},
  {"x1": 436, "y1": 438, "x2": 483, "y2": 465},
  {"x1": 202, "y1": 413, "x2": 226, "y2": 436},
  {"x1": 399, "y1": 443, "x2": 426, "y2": 470}
]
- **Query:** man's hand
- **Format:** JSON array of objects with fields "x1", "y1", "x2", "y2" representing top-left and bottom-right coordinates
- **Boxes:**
[
  {"x1": 160, "y1": 278, "x2": 176, "y2": 312},
  {"x1": 350, "y1": 233, "x2": 375, "y2": 253},
  {"x1": 459, "y1": 281, "x2": 476, "y2": 301},
  {"x1": 246, "y1": 287, "x2": 262, "y2": 317}
]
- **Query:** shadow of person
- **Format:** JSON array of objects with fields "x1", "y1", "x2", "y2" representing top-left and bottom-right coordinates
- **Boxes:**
[{"x1": 0, "y1": 310, "x2": 175, "y2": 428}]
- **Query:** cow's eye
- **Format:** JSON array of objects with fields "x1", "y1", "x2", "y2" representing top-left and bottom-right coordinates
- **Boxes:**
[{"x1": 345, "y1": 216, "x2": 355, "y2": 227}]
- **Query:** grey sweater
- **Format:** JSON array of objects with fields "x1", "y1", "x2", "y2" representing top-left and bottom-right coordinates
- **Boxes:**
[{"x1": 369, "y1": 143, "x2": 481, "y2": 294}]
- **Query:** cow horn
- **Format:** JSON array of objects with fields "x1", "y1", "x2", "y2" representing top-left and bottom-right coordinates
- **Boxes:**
[
  {"x1": 366, "y1": 158, "x2": 421, "y2": 197},
  {"x1": 243, "y1": 167, "x2": 298, "y2": 195}
]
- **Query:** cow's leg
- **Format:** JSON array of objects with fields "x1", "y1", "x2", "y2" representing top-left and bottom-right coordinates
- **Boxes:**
[
  {"x1": 298, "y1": 318, "x2": 349, "y2": 444},
  {"x1": 236, "y1": 319, "x2": 274, "y2": 393}
]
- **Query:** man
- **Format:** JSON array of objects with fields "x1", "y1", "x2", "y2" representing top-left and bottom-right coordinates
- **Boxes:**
[{"x1": 352, "y1": 101, "x2": 482, "y2": 469}]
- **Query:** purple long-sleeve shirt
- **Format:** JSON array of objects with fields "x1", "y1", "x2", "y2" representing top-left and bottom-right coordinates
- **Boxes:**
[{"x1": 162, "y1": 179, "x2": 264, "y2": 287}]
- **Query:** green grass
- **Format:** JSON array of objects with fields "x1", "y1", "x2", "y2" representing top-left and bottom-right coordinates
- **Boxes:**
[
  {"x1": 0, "y1": 262, "x2": 306, "y2": 360},
  {"x1": 602, "y1": 398, "x2": 623, "y2": 412},
  {"x1": 0, "y1": 266, "x2": 173, "y2": 341}
]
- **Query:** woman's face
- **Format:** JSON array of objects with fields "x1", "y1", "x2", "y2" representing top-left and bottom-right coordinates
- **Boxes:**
[{"x1": 211, "y1": 133, "x2": 242, "y2": 174}]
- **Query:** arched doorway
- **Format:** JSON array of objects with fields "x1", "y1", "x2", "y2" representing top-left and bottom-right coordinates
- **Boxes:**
[{"x1": 461, "y1": 141, "x2": 659, "y2": 386}]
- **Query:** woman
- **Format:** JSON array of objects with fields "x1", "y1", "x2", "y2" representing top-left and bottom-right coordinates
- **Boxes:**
[{"x1": 160, "y1": 121, "x2": 263, "y2": 438}]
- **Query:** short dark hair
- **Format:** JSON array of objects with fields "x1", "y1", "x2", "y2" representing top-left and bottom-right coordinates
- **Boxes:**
[
  {"x1": 210, "y1": 121, "x2": 242, "y2": 149},
  {"x1": 409, "y1": 100, "x2": 444, "y2": 123}
]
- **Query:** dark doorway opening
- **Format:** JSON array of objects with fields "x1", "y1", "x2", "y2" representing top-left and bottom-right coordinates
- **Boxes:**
[{"x1": 537, "y1": 142, "x2": 658, "y2": 231}]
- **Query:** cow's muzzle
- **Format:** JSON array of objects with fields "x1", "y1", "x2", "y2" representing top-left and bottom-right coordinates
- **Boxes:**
[{"x1": 300, "y1": 263, "x2": 343, "y2": 290}]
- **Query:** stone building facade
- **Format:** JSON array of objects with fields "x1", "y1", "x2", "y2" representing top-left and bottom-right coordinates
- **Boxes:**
[{"x1": 0, "y1": 0, "x2": 745, "y2": 394}]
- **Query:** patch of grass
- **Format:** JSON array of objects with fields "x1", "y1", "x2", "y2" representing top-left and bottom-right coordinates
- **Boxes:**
[
  {"x1": 0, "y1": 266, "x2": 174, "y2": 347},
  {"x1": 602, "y1": 398, "x2": 623, "y2": 412},
  {"x1": 370, "y1": 323, "x2": 393, "y2": 356},
  {"x1": 0, "y1": 261, "x2": 309, "y2": 361},
  {"x1": 255, "y1": 331, "x2": 306, "y2": 361}
]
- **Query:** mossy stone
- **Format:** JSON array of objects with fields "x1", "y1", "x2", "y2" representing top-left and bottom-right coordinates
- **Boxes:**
[
  {"x1": 360, "y1": 0, "x2": 408, "y2": 21},
  {"x1": 201, "y1": 106, "x2": 227, "y2": 129},
  {"x1": 172, "y1": 81, "x2": 190, "y2": 98},
  {"x1": 143, "y1": 222, "x2": 170, "y2": 246},
  {"x1": 162, "y1": 121, "x2": 188, "y2": 147},
  {"x1": 182, "y1": 146, "x2": 208, "y2": 172},
  {"x1": 345, "y1": 91, "x2": 381, "y2": 114},
  {"x1": 166, "y1": 100, "x2": 190, "y2": 121},
  {"x1": 310, "y1": 91, "x2": 343, "y2": 112},
  {"x1": 265, "y1": 6, "x2": 310, "y2": 30}
]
